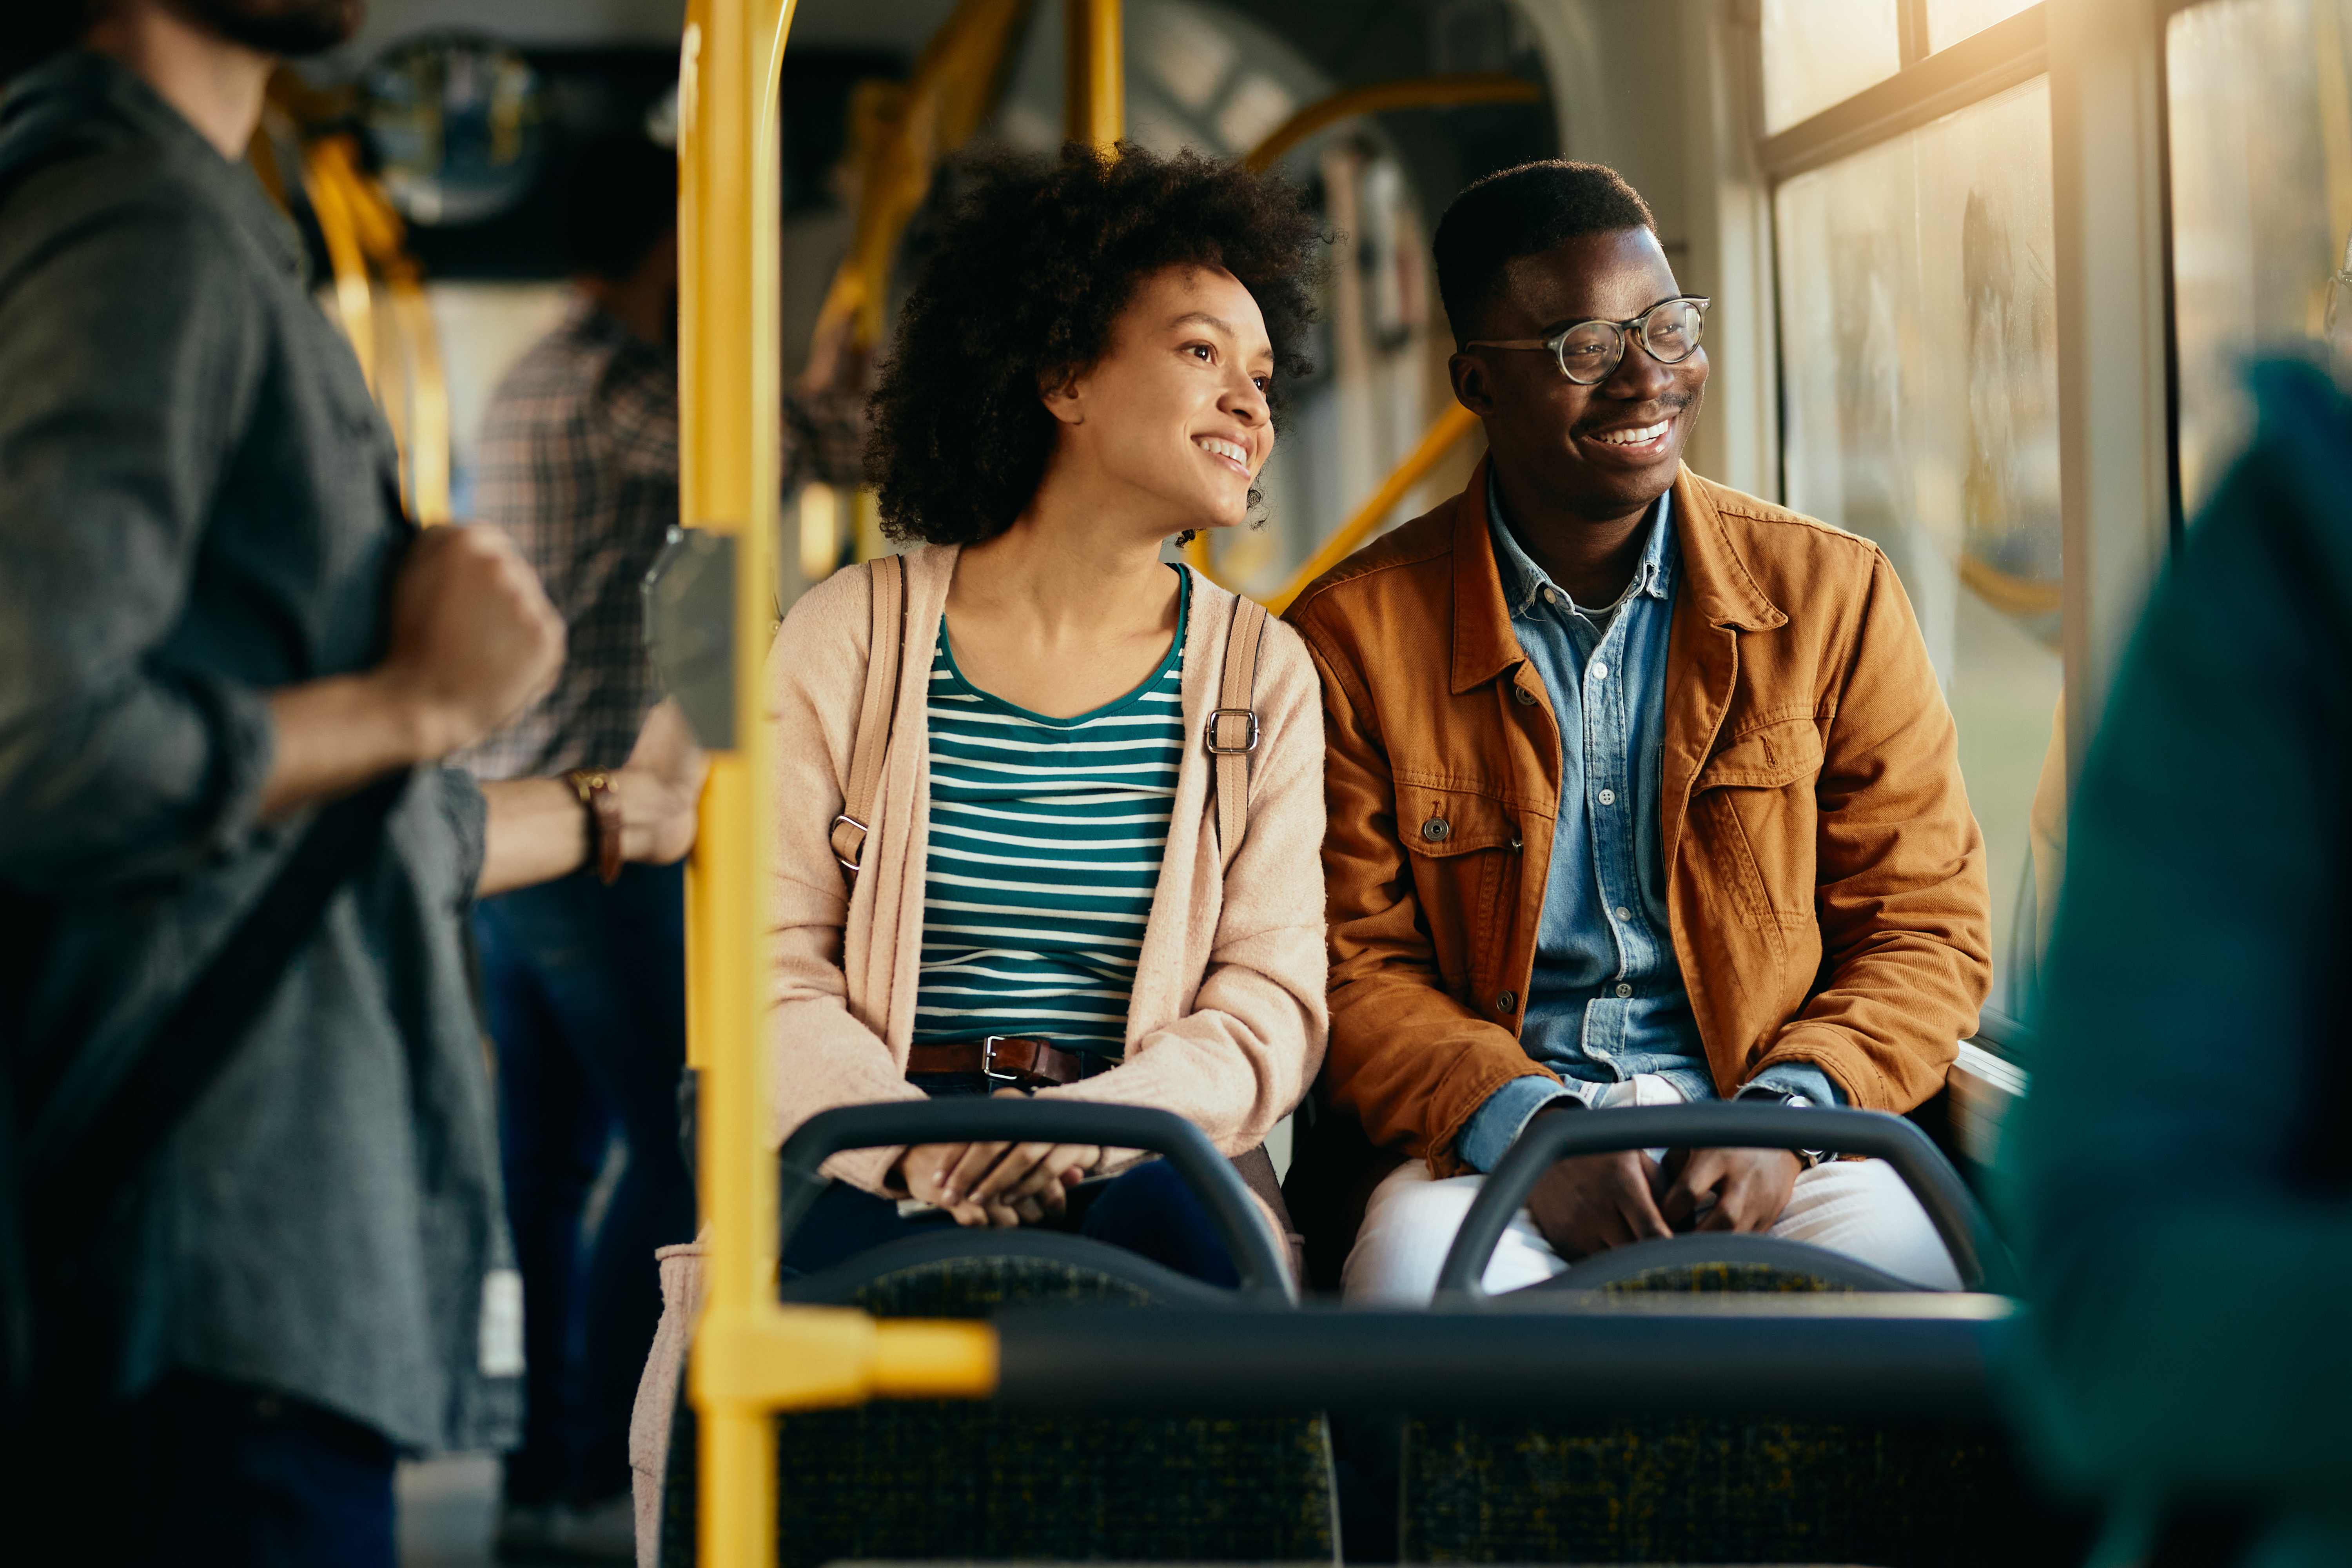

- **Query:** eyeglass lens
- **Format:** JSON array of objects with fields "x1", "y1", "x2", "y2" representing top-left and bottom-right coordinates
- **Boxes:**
[{"x1": 1557, "y1": 298, "x2": 1707, "y2": 384}]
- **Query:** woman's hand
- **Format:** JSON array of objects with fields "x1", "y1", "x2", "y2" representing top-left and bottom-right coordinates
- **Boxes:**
[{"x1": 894, "y1": 1090, "x2": 1100, "y2": 1228}]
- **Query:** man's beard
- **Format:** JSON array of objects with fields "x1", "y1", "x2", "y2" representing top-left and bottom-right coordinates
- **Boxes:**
[{"x1": 178, "y1": 0, "x2": 363, "y2": 57}]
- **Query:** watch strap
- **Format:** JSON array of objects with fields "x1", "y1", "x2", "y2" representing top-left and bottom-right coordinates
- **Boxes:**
[{"x1": 565, "y1": 769, "x2": 625, "y2": 886}]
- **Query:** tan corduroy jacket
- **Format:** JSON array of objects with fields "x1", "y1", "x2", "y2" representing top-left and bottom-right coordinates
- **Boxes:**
[
  {"x1": 629, "y1": 544, "x2": 1328, "y2": 1561},
  {"x1": 1285, "y1": 461, "x2": 1990, "y2": 1180}
]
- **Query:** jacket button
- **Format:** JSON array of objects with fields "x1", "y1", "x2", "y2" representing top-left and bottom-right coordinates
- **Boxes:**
[
  {"x1": 1509, "y1": 826, "x2": 1523, "y2": 851},
  {"x1": 1496, "y1": 990, "x2": 1517, "y2": 1013},
  {"x1": 1513, "y1": 686, "x2": 1538, "y2": 705},
  {"x1": 1421, "y1": 817, "x2": 1450, "y2": 842}
]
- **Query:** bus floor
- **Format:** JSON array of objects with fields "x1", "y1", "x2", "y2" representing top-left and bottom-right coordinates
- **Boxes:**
[{"x1": 399, "y1": 1454, "x2": 541, "y2": 1568}]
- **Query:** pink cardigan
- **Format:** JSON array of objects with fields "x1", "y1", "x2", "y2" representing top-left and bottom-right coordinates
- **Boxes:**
[{"x1": 629, "y1": 544, "x2": 1329, "y2": 1560}]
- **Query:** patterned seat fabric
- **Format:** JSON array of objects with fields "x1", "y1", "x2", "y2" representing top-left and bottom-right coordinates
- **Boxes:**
[
  {"x1": 661, "y1": 1257, "x2": 1339, "y2": 1567},
  {"x1": 1400, "y1": 1263, "x2": 2086, "y2": 1566}
]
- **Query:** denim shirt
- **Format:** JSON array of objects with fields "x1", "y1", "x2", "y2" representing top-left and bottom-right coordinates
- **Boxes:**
[{"x1": 1455, "y1": 476, "x2": 1840, "y2": 1172}]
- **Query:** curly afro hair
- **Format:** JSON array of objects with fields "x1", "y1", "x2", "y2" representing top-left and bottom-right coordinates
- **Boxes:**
[{"x1": 866, "y1": 143, "x2": 1324, "y2": 546}]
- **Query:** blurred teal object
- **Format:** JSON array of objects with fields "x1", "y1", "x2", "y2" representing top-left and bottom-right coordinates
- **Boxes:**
[{"x1": 2005, "y1": 356, "x2": 2352, "y2": 1566}]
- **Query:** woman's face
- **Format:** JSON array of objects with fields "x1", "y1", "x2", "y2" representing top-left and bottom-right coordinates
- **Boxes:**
[{"x1": 1046, "y1": 264, "x2": 1276, "y2": 535}]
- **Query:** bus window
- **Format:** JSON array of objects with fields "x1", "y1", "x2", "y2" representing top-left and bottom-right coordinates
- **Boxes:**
[
  {"x1": 1768, "y1": 58, "x2": 2061, "y2": 1032},
  {"x1": 2166, "y1": 0, "x2": 2352, "y2": 514},
  {"x1": 1926, "y1": 0, "x2": 2040, "y2": 52}
]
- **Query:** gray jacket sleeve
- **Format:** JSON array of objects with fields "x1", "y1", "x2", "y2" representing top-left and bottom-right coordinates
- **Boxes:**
[{"x1": 0, "y1": 184, "x2": 273, "y2": 895}]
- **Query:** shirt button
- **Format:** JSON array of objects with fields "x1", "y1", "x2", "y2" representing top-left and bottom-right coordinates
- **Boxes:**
[
  {"x1": 1513, "y1": 685, "x2": 1537, "y2": 705},
  {"x1": 1421, "y1": 817, "x2": 1450, "y2": 842},
  {"x1": 1615, "y1": 982, "x2": 1633, "y2": 998},
  {"x1": 1542, "y1": 587, "x2": 1560, "y2": 606},
  {"x1": 1615, "y1": 905, "x2": 1632, "y2": 920},
  {"x1": 1496, "y1": 990, "x2": 1517, "y2": 1013},
  {"x1": 1597, "y1": 788, "x2": 1616, "y2": 805},
  {"x1": 1591, "y1": 661, "x2": 1608, "y2": 680}
]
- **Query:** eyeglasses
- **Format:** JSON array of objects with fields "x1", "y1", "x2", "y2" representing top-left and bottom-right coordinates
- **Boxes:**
[{"x1": 1466, "y1": 296, "x2": 1711, "y2": 385}]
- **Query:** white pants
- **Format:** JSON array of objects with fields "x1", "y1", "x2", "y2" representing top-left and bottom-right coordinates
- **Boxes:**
[{"x1": 1341, "y1": 1083, "x2": 1964, "y2": 1303}]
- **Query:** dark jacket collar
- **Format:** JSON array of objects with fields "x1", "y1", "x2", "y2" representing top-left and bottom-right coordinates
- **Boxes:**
[
  {"x1": 2, "y1": 49, "x2": 306, "y2": 281},
  {"x1": 1449, "y1": 457, "x2": 1786, "y2": 695}
]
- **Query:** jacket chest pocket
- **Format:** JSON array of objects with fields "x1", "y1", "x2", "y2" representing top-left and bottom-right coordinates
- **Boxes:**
[
  {"x1": 1690, "y1": 716, "x2": 1822, "y2": 930},
  {"x1": 1397, "y1": 782, "x2": 1523, "y2": 997}
]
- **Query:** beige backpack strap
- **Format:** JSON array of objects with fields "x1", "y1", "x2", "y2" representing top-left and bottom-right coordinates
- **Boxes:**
[
  {"x1": 1208, "y1": 592, "x2": 1269, "y2": 873},
  {"x1": 829, "y1": 554, "x2": 905, "y2": 889}
]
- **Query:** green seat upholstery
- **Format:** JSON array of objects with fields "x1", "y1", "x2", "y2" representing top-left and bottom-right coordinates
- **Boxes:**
[
  {"x1": 1398, "y1": 1264, "x2": 2077, "y2": 1566},
  {"x1": 660, "y1": 1256, "x2": 1340, "y2": 1567}
]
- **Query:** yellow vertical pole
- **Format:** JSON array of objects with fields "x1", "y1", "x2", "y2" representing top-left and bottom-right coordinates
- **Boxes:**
[
  {"x1": 679, "y1": 2, "x2": 793, "y2": 1567},
  {"x1": 1063, "y1": 0, "x2": 1124, "y2": 151},
  {"x1": 678, "y1": 5, "x2": 712, "y2": 1073}
]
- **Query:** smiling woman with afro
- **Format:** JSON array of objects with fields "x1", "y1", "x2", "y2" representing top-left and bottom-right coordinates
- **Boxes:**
[
  {"x1": 866, "y1": 142, "x2": 1324, "y2": 544},
  {"x1": 634, "y1": 140, "x2": 1340, "y2": 1481}
]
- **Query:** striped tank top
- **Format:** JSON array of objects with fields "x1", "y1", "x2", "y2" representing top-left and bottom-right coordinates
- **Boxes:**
[{"x1": 911, "y1": 570, "x2": 1190, "y2": 1058}]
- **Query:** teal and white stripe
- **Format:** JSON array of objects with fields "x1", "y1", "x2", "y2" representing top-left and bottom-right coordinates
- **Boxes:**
[{"x1": 912, "y1": 574, "x2": 1190, "y2": 1058}]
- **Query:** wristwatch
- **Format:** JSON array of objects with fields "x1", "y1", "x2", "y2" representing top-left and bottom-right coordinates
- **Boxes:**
[
  {"x1": 1742, "y1": 1085, "x2": 1826, "y2": 1168},
  {"x1": 563, "y1": 769, "x2": 625, "y2": 886}
]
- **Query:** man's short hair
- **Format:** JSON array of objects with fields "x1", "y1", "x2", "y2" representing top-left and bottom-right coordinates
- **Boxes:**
[
  {"x1": 560, "y1": 133, "x2": 675, "y2": 282},
  {"x1": 1432, "y1": 160, "x2": 1656, "y2": 345}
]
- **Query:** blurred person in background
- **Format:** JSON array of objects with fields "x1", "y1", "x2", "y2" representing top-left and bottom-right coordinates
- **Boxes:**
[
  {"x1": 454, "y1": 132, "x2": 862, "y2": 1560},
  {"x1": 2006, "y1": 356, "x2": 2352, "y2": 1568},
  {"x1": 0, "y1": 4, "x2": 701, "y2": 1564}
]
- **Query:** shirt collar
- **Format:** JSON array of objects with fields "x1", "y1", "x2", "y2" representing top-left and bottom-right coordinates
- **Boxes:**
[
  {"x1": 4, "y1": 51, "x2": 308, "y2": 281},
  {"x1": 1485, "y1": 468, "x2": 1676, "y2": 621}
]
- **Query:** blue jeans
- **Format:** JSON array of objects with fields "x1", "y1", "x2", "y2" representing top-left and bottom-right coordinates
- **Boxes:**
[
  {"x1": 782, "y1": 1076, "x2": 1239, "y2": 1288},
  {"x1": 22, "y1": 1374, "x2": 394, "y2": 1567},
  {"x1": 474, "y1": 862, "x2": 697, "y2": 1505}
]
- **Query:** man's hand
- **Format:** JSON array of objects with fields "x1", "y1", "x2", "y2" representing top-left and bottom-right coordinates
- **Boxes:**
[
  {"x1": 474, "y1": 701, "x2": 708, "y2": 895},
  {"x1": 1657, "y1": 1147, "x2": 1802, "y2": 1235},
  {"x1": 895, "y1": 1091, "x2": 1099, "y2": 1229},
  {"x1": 615, "y1": 699, "x2": 706, "y2": 864},
  {"x1": 1524, "y1": 1147, "x2": 1673, "y2": 1259},
  {"x1": 261, "y1": 525, "x2": 565, "y2": 820},
  {"x1": 372, "y1": 524, "x2": 564, "y2": 758}
]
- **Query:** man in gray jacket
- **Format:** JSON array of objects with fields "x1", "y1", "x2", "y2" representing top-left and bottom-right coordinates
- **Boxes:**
[{"x1": 0, "y1": 2, "x2": 702, "y2": 1561}]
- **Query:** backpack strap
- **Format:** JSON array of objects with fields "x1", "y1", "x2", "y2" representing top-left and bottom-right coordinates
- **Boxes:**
[
  {"x1": 829, "y1": 555, "x2": 905, "y2": 889},
  {"x1": 1208, "y1": 593, "x2": 1269, "y2": 873}
]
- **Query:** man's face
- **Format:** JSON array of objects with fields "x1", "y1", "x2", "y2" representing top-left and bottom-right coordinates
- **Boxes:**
[
  {"x1": 1449, "y1": 227, "x2": 1707, "y2": 525},
  {"x1": 176, "y1": 0, "x2": 363, "y2": 56}
]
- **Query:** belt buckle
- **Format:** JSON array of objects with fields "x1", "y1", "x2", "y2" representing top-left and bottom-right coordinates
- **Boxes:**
[{"x1": 980, "y1": 1035, "x2": 1025, "y2": 1089}]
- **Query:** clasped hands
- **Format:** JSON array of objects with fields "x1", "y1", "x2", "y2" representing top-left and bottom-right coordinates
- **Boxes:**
[
  {"x1": 1522, "y1": 1105, "x2": 1802, "y2": 1261},
  {"x1": 891, "y1": 1089, "x2": 1102, "y2": 1229}
]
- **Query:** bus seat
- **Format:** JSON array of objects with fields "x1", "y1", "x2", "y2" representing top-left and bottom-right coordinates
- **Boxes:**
[
  {"x1": 1394, "y1": 1104, "x2": 2084, "y2": 1565},
  {"x1": 658, "y1": 1101, "x2": 1339, "y2": 1567}
]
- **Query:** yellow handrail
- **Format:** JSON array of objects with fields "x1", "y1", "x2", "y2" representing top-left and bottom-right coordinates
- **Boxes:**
[
  {"x1": 680, "y1": 5, "x2": 1008, "y2": 1567},
  {"x1": 1065, "y1": 0, "x2": 1124, "y2": 149},
  {"x1": 808, "y1": 0, "x2": 1034, "y2": 363},
  {"x1": 303, "y1": 138, "x2": 376, "y2": 392},
  {"x1": 1242, "y1": 73, "x2": 1542, "y2": 173},
  {"x1": 1262, "y1": 402, "x2": 1480, "y2": 615},
  {"x1": 297, "y1": 132, "x2": 454, "y2": 523}
]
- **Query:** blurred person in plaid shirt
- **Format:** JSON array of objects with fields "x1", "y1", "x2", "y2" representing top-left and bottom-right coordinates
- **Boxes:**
[{"x1": 454, "y1": 132, "x2": 862, "y2": 1560}]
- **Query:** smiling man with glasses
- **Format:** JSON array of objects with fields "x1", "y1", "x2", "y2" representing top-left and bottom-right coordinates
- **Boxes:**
[{"x1": 1283, "y1": 160, "x2": 1991, "y2": 1302}]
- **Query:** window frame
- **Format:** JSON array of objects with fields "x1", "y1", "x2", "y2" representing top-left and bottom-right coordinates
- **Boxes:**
[{"x1": 1750, "y1": 0, "x2": 2187, "y2": 1049}]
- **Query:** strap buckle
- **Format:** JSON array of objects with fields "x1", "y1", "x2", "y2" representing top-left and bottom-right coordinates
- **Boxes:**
[
  {"x1": 831, "y1": 813, "x2": 868, "y2": 873},
  {"x1": 1205, "y1": 708, "x2": 1260, "y2": 756}
]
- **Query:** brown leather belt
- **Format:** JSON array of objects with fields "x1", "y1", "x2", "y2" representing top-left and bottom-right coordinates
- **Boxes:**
[{"x1": 905, "y1": 1035, "x2": 1094, "y2": 1089}]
